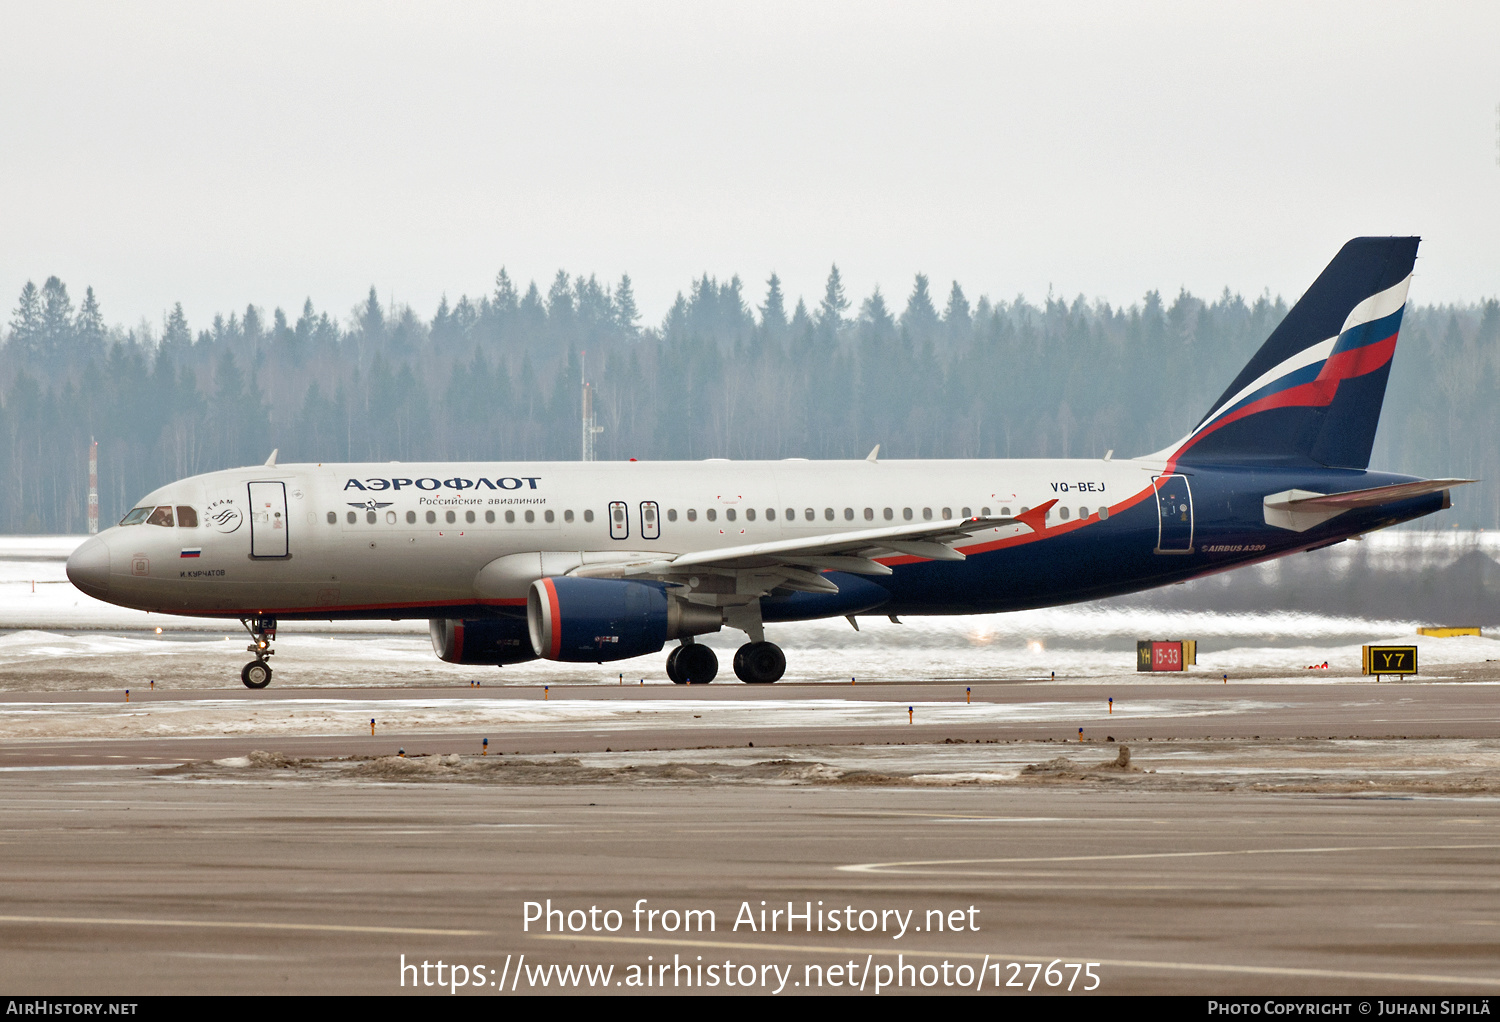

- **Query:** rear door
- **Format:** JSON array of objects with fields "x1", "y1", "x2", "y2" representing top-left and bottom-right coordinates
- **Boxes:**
[
  {"x1": 248, "y1": 481, "x2": 290, "y2": 558},
  {"x1": 1152, "y1": 475, "x2": 1193, "y2": 554}
]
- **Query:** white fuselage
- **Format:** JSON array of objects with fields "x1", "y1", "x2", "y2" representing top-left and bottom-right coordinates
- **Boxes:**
[{"x1": 79, "y1": 457, "x2": 1155, "y2": 618}]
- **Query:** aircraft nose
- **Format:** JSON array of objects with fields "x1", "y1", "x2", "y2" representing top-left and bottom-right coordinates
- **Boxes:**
[{"x1": 66, "y1": 536, "x2": 111, "y2": 599}]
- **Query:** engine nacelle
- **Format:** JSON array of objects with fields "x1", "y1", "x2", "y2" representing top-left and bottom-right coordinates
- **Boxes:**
[
  {"x1": 429, "y1": 616, "x2": 538, "y2": 665},
  {"x1": 527, "y1": 576, "x2": 722, "y2": 662}
]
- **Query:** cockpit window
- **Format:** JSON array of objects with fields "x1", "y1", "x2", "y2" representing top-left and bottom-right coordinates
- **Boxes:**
[
  {"x1": 176, "y1": 506, "x2": 198, "y2": 528},
  {"x1": 146, "y1": 506, "x2": 175, "y2": 527},
  {"x1": 119, "y1": 507, "x2": 151, "y2": 526}
]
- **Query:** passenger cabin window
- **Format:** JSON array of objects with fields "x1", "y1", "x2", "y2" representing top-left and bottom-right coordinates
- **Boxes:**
[
  {"x1": 1078, "y1": 507, "x2": 1088, "y2": 518},
  {"x1": 1059, "y1": 506, "x2": 1070, "y2": 520},
  {"x1": 666, "y1": 509, "x2": 677, "y2": 522},
  {"x1": 386, "y1": 511, "x2": 397, "y2": 524},
  {"x1": 347, "y1": 511, "x2": 357, "y2": 524},
  {"x1": 525, "y1": 510, "x2": 535, "y2": 523},
  {"x1": 706, "y1": 508, "x2": 717, "y2": 522},
  {"x1": 824, "y1": 508, "x2": 834, "y2": 521},
  {"x1": 485, "y1": 510, "x2": 495, "y2": 523},
  {"x1": 327, "y1": 511, "x2": 337, "y2": 525},
  {"x1": 176, "y1": 506, "x2": 198, "y2": 527},
  {"x1": 903, "y1": 508, "x2": 913, "y2": 521},
  {"x1": 883, "y1": 508, "x2": 893, "y2": 520},
  {"x1": 565, "y1": 510, "x2": 575, "y2": 523},
  {"x1": 408, "y1": 510, "x2": 418, "y2": 524},
  {"x1": 466, "y1": 510, "x2": 476, "y2": 524},
  {"x1": 544, "y1": 510, "x2": 555, "y2": 523},
  {"x1": 766, "y1": 509, "x2": 776, "y2": 521},
  {"x1": 505, "y1": 511, "x2": 515, "y2": 523},
  {"x1": 844, "y1": 508, "x2": 854, "y2": 521},
  {"x1": 366, "y1": 511, "x2": 377, "y2": 524},
  {"x1": 863, "y1": 508, "x2": 873, "y2": 521},
  {"x1": 426, "y1": 511, "x2": 437, "y2": 524},
  {"x1": 941, "y1": 507, "x2": 951, "y2": 519},
  {"x1": 745, "y1": 508, "x2": 755, "y2": 521},
  {"x1": 962, "y1": 507, "x2": 972, "y2": 517},
  {"x1": 583, "y1": 509, "x2": 594, "y2": 523},
  {"x1": 446, "y1": 511, "x2": 456, "y2": 524},
  {"x1": 803, "y1": 509, "x2": 813, "y2": 521},
  {"x1": 725, "y1": 508, "x2": 736, "y2": 522},
  {"x1": 119, "y1": 507, "x2": 151, "y2": 526},
  {"x1": 922, "y1": 508, "x2": 933, "y2": 521},
  {"x1": 687, "y1": 509, "x2": 697, "y2": 522},
  {"x1": 146, "y1": 506, "x2": 174, "y2": 527}
]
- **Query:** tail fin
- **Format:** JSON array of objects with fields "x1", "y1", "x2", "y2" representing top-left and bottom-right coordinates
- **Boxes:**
[{"x1": 1170, "y1": 236, "x2": 1418, "y2": 470}]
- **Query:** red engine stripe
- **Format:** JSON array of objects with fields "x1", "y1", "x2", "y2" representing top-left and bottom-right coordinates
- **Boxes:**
[{"x1": 543, "y1": 578, "x2": 562, "y2": 659}]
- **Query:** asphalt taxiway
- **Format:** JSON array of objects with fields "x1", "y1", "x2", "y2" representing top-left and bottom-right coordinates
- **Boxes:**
[{"x1": 2, "y1": 678, "x2": 1499, "y2": 995}]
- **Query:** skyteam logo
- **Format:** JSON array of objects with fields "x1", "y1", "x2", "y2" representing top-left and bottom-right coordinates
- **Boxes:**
[
  {"x1": 205, "y1": 498, "x2": 242, "y2": 534},
  {"x1": 348, "y1": 499, "x2": 394, "y2": 512}
]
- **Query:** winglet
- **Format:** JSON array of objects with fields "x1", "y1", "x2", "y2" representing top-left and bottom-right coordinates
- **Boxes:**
[
  {"x1": 866, "y1": 445, "x2": 880, "y2": 463},
  {"x1": 264, "y1": 449, "x2": 279, "y2": 467},
  {"x1": 1014, "y1": 499, "x2": 1058, "y2": 534}
]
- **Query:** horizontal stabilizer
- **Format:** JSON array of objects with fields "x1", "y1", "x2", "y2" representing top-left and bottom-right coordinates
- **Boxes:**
[{"x1": 1264, "y1": 479, "x2": 1471, "y2": 532}]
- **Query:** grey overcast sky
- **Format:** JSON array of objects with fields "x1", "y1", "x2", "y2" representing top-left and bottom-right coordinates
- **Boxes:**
[{"x1": 2, "y1": 1, "x2": 1497, "y2": 334}]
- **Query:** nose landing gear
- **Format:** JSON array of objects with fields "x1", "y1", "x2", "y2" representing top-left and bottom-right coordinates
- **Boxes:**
[{"x1": 240, "y1": 616, "x2": 276, "y2": 689}]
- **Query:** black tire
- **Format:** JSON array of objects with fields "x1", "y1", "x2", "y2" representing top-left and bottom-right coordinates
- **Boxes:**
[
  {"x1": 733, "y1": 641, "x2": 786, "y2": 684},
  {"x1": 665, "y1": 645, "x2": 687, "y2": 684},
  {"x1": 676, "y1": 643, "x2": 718, "y2": 684},
  {"x1": 241, "y1": 660, "x2": 272, "y2": 689}
]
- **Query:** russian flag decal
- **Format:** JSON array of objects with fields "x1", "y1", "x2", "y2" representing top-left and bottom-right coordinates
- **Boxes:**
[{"x1": 180, "y1": 548, "x2": 201, "y2": 558}]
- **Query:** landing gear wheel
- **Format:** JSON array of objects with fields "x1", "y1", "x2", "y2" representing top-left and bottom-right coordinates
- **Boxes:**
[
  {"x1": 676, "y1": 643, "x2": 718, "y2": 684},
  {"x1": 666, "y1": 645, "x2": 686, "y2": 684},
  {"x1": 734, "y1": 641, "x2": 785, "y2": 684},
  {"x1": 241, "y1": 659, "x2": 272, "y2": 689}
]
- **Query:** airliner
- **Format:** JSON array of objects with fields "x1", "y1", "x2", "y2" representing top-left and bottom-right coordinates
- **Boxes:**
[{"x1": 66, "y1": 238, "x2": 1466, "y2": 687}]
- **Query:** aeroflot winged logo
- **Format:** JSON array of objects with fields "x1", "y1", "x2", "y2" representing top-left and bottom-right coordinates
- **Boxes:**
[
  {"x1": 348, "y1": 499, "x2": 394, "y2": 512},
  {"x1": 344, "y1": 475, "x2": 542, "y2": 492}
]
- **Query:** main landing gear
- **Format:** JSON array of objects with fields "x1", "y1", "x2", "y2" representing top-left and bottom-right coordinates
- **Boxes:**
[
  {"x1": 240, "y1": 616, "x2": 276, "y2": 689},
  {"x1": 733, "y1": 641, "x2": 786, "y2": 684},
  {"x1": 666, "y1": 641, "x2": 718, "y2": 684},
  {"x1": 665, "y1": 640, "x2": 787, "y2": 684}
]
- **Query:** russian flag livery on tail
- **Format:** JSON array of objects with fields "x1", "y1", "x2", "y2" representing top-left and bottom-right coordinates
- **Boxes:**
[
  {"x1": 1169, "y1": 237, "x2": 1417, "y2": 470},
  {"x1": 67, "y1": 238, "x2": 1471, "y2": 689}
]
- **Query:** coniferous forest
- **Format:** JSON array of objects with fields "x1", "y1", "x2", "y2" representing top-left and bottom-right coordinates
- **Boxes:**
[{"x1": 2, "y1": 267, "x2": 1497, "y2": 533}]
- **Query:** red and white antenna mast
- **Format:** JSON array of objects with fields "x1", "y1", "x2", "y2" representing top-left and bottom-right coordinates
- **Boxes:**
[{"x1": 87, "y1": 438, "x2": 99, "y2": 535}]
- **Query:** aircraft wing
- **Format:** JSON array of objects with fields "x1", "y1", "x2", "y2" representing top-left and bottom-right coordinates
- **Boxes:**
[{"x1": 569, "y1": 501, "x2": 1057, "y2": 594}]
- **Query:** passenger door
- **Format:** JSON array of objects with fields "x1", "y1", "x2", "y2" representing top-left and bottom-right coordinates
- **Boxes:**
[
  {"x1": 248, "y1": 481, "x2": 290, "y2": 558},
  {"x1": 1152, "y1": 475, "x2": 1193, "y2": 554}
]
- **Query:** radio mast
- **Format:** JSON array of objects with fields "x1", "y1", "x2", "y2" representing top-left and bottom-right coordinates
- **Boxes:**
[
  {"x1": 87, "y1": 438, "x2": 99, "y2": 535},
  {"x1": 581, "y1": 352, "x2": 603, "y2": 461}
]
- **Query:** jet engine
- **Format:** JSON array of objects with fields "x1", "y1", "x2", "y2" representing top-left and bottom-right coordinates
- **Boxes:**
[
  {"x1": 527, "y1": 576, "x2": 721, "y2": 662},
  {"x1": 429, "y1": 616, "x2": 538, "y2": 665}
]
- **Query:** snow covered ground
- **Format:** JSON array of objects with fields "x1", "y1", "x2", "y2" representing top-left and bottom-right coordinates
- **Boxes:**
[{"x1": 3, "y1": 534, "x2": 1496, "y2": 691}]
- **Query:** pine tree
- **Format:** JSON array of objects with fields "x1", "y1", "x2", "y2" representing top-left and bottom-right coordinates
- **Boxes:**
[
  {"x1": 760, "y1": 273, "x2": 788, "y2": 334},
  {"x1": 8, "y1": 281, "x2": 42, "y2": 358},
  {"x1": 944, "y1": 280, "x2": 972, "y2": 340},
  {"x1": 615, "y1": 273, "x2": 640, "y2": 334},
  {"x1": 817, "y1": 264, "x2": 849, "y2": 337},
  {"x1": 75, "y1": 286, "x2": 105, "y2": 352},
  {"x1": 901, "y1": 274, "x2": 939, "y2": 339}
]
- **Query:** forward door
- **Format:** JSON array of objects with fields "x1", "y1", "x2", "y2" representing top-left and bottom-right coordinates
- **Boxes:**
[{"x1": 248, "y1": 481, "x2": 290, "y2": 558}]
